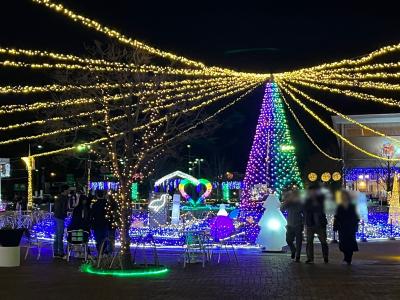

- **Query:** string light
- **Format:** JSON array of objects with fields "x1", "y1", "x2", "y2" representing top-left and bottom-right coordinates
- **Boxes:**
[
  {"x1": 279, "y1": 84, "x2": 400, "y2": 162},
  {"x1": 288, "y1": 77, "x2": 400, "y2": 92},
  {"x1": 279, "y1": 80, "x2": 400, "y2": 147},
  {"x1": 32, "y1": 0, "x2": 269, "y2": 81},
  {"x1": 279, "y1": 42, "x2": 400, "y2": 75},
  {"x1": 284, "y1": 79, "x2": 400, "y2": 107},
  {"x1": 278, "y1": 89, "x2": 342, "y2": 161},
  {"x1": 29, "y1": 82, "x2": 260, "y2": 158}
]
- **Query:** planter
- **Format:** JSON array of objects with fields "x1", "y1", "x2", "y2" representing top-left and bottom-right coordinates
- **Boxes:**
[
  {"x1": 0, "y1": 229, "x2": 25, "y2": 267},
  {"x1": 0, "y1": 229, "x2": 25, "y2": 247}
]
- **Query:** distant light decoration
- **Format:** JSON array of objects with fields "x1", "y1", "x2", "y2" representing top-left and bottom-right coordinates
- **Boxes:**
[
  {"x1": 308, "y1": 172, "x2": 318, "y2": 182},
  {"x1": 240, "y1": 81, "x2": 303, "y2": 242},
  {"x1": 131, "y1": 182, "x2": 139, "y2": 201},
  {"x1": 321, "y1": 172, "x2": 331, "y2": 182},
  {"x1": 332, "y1": 172, "x2": 341, "y2": 181},
  {"x1": 89, "y1": 181, "x2": 119, "y2": 191},
  {"x1": 178, "y1": 178, "x2": 212, "y2": 207},
  {"x1": 210, "y1": 216, "x2": 234, "y2": 241},
  {"x1": 154, "y1": 170, "x2": 199, "y2": 187},
  {"x1": 345, "y1": 167, "x2": 400, "y2": 182},
  {"x1": 388, "y1": 174, "x2": 400, "y2": 226},
  {"x1": 222, "y1": 182, "x2": 230, "y2": 201}
]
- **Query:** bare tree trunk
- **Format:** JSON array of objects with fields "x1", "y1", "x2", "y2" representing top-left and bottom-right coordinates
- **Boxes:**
[{"x1": 119, "y1": 182, "x2": 133, "y2": 269}]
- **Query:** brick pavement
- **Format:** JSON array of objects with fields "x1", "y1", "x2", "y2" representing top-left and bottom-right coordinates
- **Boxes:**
[{"x1": 0, "y1": 241, "x2": 400, "y2": 300}]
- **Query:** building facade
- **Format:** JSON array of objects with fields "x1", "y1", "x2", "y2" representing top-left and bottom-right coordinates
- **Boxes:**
[{"x1": 332, "y1": 113, "x2": 400, "y2": 200}]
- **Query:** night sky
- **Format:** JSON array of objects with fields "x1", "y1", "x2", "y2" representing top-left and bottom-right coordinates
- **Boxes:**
[{"x1": 1, "y1": 1, "x2": 400, "y2": 177}]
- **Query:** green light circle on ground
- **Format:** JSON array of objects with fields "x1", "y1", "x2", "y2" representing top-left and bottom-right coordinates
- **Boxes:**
[{"x1": 81, "y1": 264, "x2": 169, "y2": 278}]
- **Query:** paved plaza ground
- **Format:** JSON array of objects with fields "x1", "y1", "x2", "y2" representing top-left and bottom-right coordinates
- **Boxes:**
[{"x1": 1, "y1": 240, "x2": 400, "y2": 300}]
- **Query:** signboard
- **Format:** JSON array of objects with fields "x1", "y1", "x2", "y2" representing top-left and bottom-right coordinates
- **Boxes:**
[
  {"x1": 0, "y1": 158, "x2": 11, "y2": 178},
  {"x1": 66, "y1": 174, "x2": 75, "y2": 187}
]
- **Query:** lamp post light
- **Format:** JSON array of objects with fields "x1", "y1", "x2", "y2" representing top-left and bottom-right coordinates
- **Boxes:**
[{"x1": 194, "y1": 158, "x2": 204, "y2": 178}]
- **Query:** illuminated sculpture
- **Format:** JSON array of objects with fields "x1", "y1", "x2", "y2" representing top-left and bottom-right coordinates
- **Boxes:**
[
  {"x1": 256, "y1": 194, "x2": 287, "y2": 251},
  {"x1": 357, "y1": 192, "x2": 368, "y2": 223},
  {"x1": 388, "y1": 174, "x2": 400, "y2": 226}
]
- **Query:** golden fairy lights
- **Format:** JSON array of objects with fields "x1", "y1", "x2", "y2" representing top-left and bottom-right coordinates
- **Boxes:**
[
  {"x1": 1, "y1": 0, "x2": 400, "y2": 216},
  {"x1": 278, "y1": 83, "x2": 400, "y2": 162}
]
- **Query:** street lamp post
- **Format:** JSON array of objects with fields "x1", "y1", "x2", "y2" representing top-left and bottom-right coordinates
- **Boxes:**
[{"x1": 194, "y1": 158, "x2": 204, "y2": 178}]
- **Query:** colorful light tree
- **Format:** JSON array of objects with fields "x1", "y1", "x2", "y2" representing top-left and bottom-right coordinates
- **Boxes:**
[{"x1": 241, "y1": 81, "x2": 303, "y2": 241}]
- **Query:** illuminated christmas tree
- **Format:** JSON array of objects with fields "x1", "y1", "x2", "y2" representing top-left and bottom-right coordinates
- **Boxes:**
[
  {"x1": 241, "y1": 81, "x2": 303, "y2": 241},
  {"x1": 388, "y1": 174, "x2": 400, "y2": 226}
]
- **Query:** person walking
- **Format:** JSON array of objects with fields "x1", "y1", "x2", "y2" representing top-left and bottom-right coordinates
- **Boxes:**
[
  {"x1": 281, "y1": 189, "x2": 304, "y2": 262},
  {"x1": 53, "y1": 185, "x2": 69, "y2": 258},
  {"x1": 304, "y1": 185, "x2": 329, "y2": 264},
  {"x1": 91, "y1": 190, "x2": 109, "y2": 253},
  {"x1": 333, "y1": 190, "x2": 359, "y2": 265}
]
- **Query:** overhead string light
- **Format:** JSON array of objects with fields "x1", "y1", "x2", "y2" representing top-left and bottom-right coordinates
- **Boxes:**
[
  {"x1": 278, "y1": 80, "x2": 400, "y2": 147},
  {"x1": 278, "y1": 42, "x2": 400, "y2": 75},
  {"x1": 278, "y1": 88, "x2": 342, "y2": 161},
  {"x1": 31, "y1": 0, "x2": 269, "y2": 81},
  {"x1": 282, "y1": 78, "x2": 400, "y2": 107},
  {"x1": 279, "y1": 84, "x2": 400, "y2": 162},
  {"x1": 0, "y1": 77, "x2": 234, "y2": 95},
  {"x1": 22, "y1": 82, "x2": 261, "y2": 153},
  {"x1": 285, "y1": 77, "x2": 400, "y2": 93},
  {"x1": 0, "y1": 76, "x2": 257, "y2": 115}
]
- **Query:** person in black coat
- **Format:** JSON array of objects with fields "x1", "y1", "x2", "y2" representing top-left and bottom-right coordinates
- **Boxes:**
[
  {"x1": 333, "y1": 190, "x2": 360, "y2": 265},
  {"x1": 304, "y1": 186, "x2": 329, "y2": 264},
  {"x1": 91, "y1": 190, "x2": 109, "y2": 253},
  {"x1": 68, "y1": 193, "x2": 91, "y2": 232}
]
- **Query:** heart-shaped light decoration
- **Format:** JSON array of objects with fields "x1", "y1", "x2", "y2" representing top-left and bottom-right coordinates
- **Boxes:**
[{"x1": 178, "y1": 178, "x2": 212, "y2": 207}]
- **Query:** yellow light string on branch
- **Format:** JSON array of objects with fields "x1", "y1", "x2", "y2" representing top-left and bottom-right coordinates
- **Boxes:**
[
  {"x1": 279, "y1": 83, "x2": 400, "y2": 162},
  {"x1": 277, "y1": 85, "x2": 342, "y2": 161},
  {"x1": 285, "y1": 78, "x2": 400, "y2": 107},
  {"x1": 279, "y1": 80, "x2": 400, "y2": 147}
]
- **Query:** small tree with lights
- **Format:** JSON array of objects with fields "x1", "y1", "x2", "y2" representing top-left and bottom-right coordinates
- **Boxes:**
[{"x1": 44, "y1": 43, "x2": 221, "y2": 268}]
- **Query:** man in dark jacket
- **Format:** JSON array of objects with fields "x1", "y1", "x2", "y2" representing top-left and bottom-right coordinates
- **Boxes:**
[
  {"x1": 304, "y1": 186, "x2": 329, "y2": 264},
  {"x1": 281, "y1": 190, "x2": 304, "y2": 262},
  {"x1": 53, "y1": 185, "x2": 69, "y2": 258}
]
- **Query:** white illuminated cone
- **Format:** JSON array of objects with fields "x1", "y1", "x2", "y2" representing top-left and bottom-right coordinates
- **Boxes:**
[
  {"x1": 256, "y1": 194, "x2": 287, "y2": 251},
  {"x1": 217, "y1": 203, "x2": 229, "y2": 216}
]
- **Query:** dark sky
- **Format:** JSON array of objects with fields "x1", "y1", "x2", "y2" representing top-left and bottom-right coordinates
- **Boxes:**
[{"x1": 1, "y1": 0, "x2": 400, "y2": 176}]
